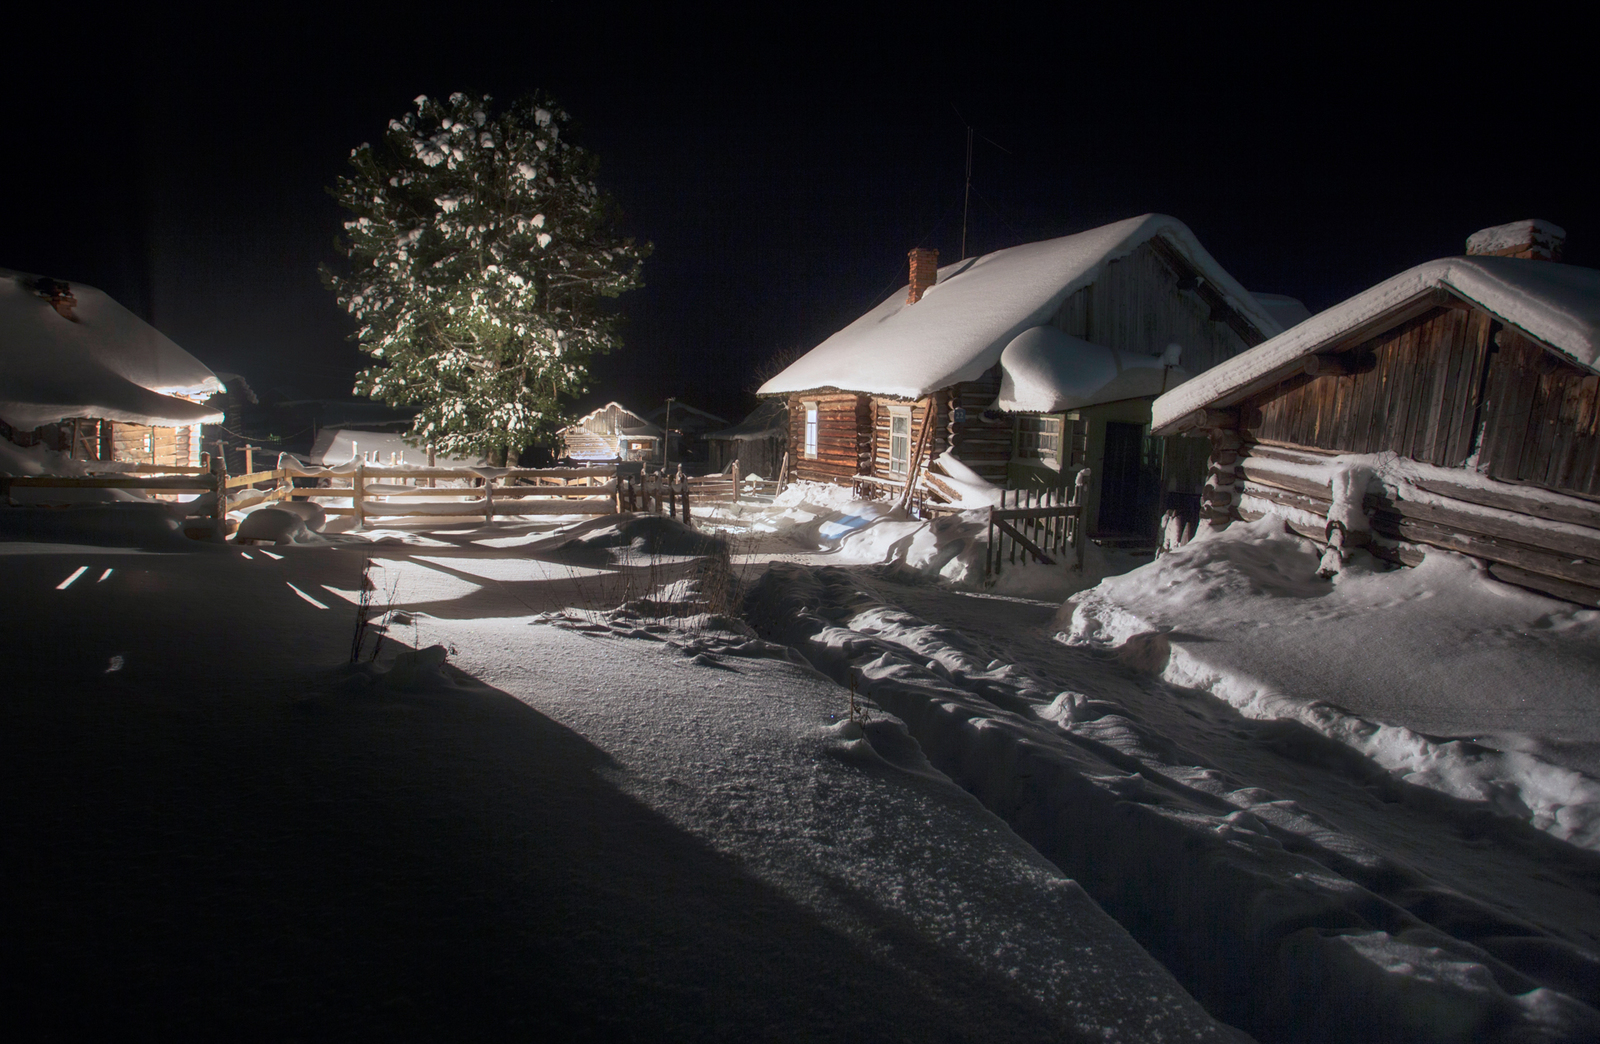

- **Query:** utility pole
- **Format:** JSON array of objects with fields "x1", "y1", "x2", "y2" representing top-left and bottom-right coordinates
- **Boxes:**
[{"x1": 662, "y1": 397, "x2": 674, "y2": 470}]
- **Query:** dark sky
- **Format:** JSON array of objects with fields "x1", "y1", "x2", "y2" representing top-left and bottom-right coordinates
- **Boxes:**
[{"x1": 4, "y1": 10, "x2": 1591, "y2": 427}]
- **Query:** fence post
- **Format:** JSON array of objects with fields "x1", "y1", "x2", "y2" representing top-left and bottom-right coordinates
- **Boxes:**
[
  {"x1": 614, "y1": 464, "x2": 624, "y2": 514},
  {"x1": 677, "y1": 465, "x2": 690, "y2": 525},
  {"x1": 484, "y1": 474, "x2": 495, "y2": 523},
  {"x1": 1073, "y1": 468, "x2": 1090, "y2": 569},
  {"x1": 427, "y1": 445, "x2": 436, "y2": 488},
  {"x1": 731, "y1": 460, "x2": 740, "y2": 504},
  {"x1": 354, "y1": 460, "x2": 366, "y2": 529},
  {"x1": 211, "y1": 451, "x2": 228, "y2": 525}
]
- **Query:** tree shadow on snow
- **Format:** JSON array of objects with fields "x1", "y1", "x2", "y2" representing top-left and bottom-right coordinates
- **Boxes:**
[{"x1": 1, "y1": 548, "x2": 1089, "y2": 1042}]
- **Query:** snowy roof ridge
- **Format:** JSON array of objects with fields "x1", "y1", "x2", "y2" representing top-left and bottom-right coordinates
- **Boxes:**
[
  {"x1": 1153, "y1": 256, "x2": 1600, "y2": 433},
  {"x1": 1, "y1": 267, "x2": 223, "y2": 429},
  {"x1": 758, "y1": 215, "x2": 1282, "y2": 401},
  {"x1": 561, "y1": 401, "x2": 661, "y2": 436}
]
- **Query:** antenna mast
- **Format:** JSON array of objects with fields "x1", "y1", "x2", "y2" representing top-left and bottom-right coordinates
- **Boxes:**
[{"x1": 961, "y1": 125, "x2": 973, "y2": 260}]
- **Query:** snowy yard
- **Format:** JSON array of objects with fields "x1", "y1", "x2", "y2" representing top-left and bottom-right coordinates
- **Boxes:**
[{"x1": 4, "y1": 480, "x2": 1600, "y2": 1041}]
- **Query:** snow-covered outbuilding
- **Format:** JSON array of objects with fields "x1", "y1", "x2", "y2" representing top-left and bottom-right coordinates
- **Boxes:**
[
  {"x1": 306, "y1": 428, "x2": 487, "y2": 467},
  {"x1": 706, "y1": 399, "x2": 788, "y2": 478},
  {"x1": 757, "y1": 215, "x2": 1286, "y2": 541},
  {"x1": 1152, "y1": 220, "x2": 1600, "y2": 605},
  {"x1": 558, "y1": 402, "x2": 662, "y2": 463},
  {"x1": 1, "y1": 268, "x2": 223, "y2": 466}
]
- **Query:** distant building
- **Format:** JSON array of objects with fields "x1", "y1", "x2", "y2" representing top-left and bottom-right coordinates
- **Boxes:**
[{"x1": 559, "y1": 402, "x2": 662, "y2": 462}]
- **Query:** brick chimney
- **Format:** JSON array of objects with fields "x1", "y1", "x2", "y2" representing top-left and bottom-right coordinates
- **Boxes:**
[
  {"x1": 907, "y1": 247, "x2": 940, "y2": 304},
  {"x1": 1465, "y1": 219, "x2": 1565, "y2": 261},
  {"x1": 31, "y1": 277, "x2": 79, "y2": 321}
]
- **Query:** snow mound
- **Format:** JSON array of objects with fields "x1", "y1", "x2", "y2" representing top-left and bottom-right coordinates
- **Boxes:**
[
  {"x1": 1059, "y1": 517, "x2": 1600, "y2": 849},
  {"x1": 541, "y1": 513, "x2": 723, "y2": 558}
]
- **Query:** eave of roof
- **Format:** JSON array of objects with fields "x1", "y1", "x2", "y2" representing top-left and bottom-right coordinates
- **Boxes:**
[{"x1": 1152, "y1": 257, "x2": 1600, "y2": 435}]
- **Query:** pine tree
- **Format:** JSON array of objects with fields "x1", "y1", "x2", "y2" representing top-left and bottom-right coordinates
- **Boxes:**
[{"x1": 324, "y1": 92, "x2": 648, "y2": 463}]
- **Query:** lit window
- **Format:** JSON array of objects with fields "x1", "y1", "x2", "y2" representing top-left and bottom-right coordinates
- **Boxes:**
[
  {"x1": 804, "y1": 403, "x2": 818, "y2": 459},
  {"x1": 889, "y1": 409, "x2": 911, "y2": 476}
]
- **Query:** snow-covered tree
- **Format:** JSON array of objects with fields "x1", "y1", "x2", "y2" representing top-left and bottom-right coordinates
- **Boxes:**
[{"x1": 324, "y1": 92, "x2": 648, "y2": 462}]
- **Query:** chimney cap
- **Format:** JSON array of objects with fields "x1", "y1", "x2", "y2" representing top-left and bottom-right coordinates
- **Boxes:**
[{"x1": 1466, "y1": 219, "x2": 1566, "y2": 261}]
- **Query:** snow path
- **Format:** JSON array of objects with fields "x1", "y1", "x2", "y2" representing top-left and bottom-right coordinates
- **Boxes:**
[
  {"x1": 745, "y1": 563, "x2": 1600, "y2": 1043},
  {"x1": 1, "y1": 538, "x2": 1236, "y2": 1041}
]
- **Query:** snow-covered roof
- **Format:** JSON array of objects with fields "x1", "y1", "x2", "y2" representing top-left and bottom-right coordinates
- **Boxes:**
[
  {"x1": 758, "y1": 215, "x2": 1282, "y2": 401},
  {"x1": 0, "y1": 268, "x2": 224, "y2": 429},
  {"x1": 997, "y1": 327, "x2": 1189, "y2": 413},
  {"x1": 706, "y1": 398, "x2": 788, "y2": 441},
  {"x1": 1153, "y1": 256, "x2": 1600, "y2": 433},
  {"x1": 559, "y1": 401, "x2": 661, "y2": 437},
  {"x1": 307, "y1": 428, "x2": 488, "y2": 466},
  {"x1": 1250, "y1": 293, "x2": 1313, "y2": 332}
]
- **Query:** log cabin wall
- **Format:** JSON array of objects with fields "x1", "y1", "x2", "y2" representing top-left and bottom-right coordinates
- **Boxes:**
[
  {"x1": 944, "y1": 364, "x2": 1009, "y2": 483},
  {"x1": 787, "y1": 393, "x2": 871, "y2": 483},
  {"x1": 1207, "y1": 299, "x2": 1600, "y2": 605},
  {"x1": 1051, "y1": 240, "x2": 1260, "y2": 373},
  {"x1": 110, "y1": 422, "x2": 189, "y2": 467},
  {"x1": 1230, "y1": 440, "x2": 1600, "y2": 607},
  {"x1": 1243, "y1": 303, "x2": 1600, "y2": 499}
]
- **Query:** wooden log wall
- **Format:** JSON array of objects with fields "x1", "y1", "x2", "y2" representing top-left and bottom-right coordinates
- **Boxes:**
[
  {"x1": 788, "y1": 393, "x2": 871, "y2": 483},
  {"x1": 110, "y1": 422, "x2": 190, "y2": 467},
  {"x1": 1232, "y1": 441, "x2": 1600, "y2": 607},
  {"x1": 1476, "y1": 328, "x2": 1600, "y2": 496},
  {"x1": 945, "y1": 365, "x2": 1009, "y2": 483},
  {"x1": 1252, "y1": 306, "x2": 1493, "y2": 467},
  {"x1": 1246, "y1": 304, "x2": 1600, "y2": 499},
  {"x1": 1051, "y1": 240, "x2": 1259, "y2": 375}
]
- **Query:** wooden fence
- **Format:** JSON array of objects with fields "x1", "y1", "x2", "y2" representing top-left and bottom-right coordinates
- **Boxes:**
[
  {"x1": 0, "y1": 460, "x2": 705, "y2": 530},
  {"x1": 0, "y1": 458, "x2": 230, "y2": 532},
  {"x1": 984, "y1": 470, "x2": 1090, "y2": 581}
]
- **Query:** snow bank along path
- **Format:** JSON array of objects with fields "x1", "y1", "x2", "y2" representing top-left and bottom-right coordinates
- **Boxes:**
[
  {"x1": 745, "y1": 563, "x2": 1600, "y2": 1043},
  {"x1": 1061, "y1": 517, "x2": 1600, "y2": 849},
  {"x1": 1, "y1": 530, "x2": 1235, "y2": 1041}
]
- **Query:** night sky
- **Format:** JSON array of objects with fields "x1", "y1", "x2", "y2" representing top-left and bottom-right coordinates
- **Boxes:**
[{"x1": 4, "y1": 10, "x2": 1591, "y2": 429}]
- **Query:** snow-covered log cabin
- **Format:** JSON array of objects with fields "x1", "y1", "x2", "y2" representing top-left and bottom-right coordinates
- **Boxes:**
[
  {"x1": 0, "y1": 269, "x2": 223, "y2": 466},
  {"x1": 757, "y1": 215, "x2": 1288, "y2": 541},
  {"x1": 1152, "y1": 220, "x2": 1600, "y2": 606},
  {"x1": 558, "y1": 401, "x2": 662, "y2": 462}
]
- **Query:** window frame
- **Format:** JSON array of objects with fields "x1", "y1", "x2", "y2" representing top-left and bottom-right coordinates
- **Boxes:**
[
  {"x1": 888, "y1": 404, "x2": 913, "y2": 477},
  {"x1": 803, "y1": 401, "x2": 819, "y2": 459}
]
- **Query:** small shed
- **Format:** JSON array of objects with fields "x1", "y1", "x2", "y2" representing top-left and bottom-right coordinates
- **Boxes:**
[
  {"x1": 1153, "y1": 220, "x2": 1600, "y2": 605},
  {"x1": 1, "y1": 268, "x2": 223, "y2": 466},
  {"x1": 706, "y1": 399, "x2": 788, "y2": 478},
  {"x1": 559, "y1": 402, "x2": 662, "y2": 462}
]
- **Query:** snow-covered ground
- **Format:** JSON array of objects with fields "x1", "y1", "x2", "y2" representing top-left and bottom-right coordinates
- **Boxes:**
[{"x1": 5, "y1": 476, "x2": 1600, "y2": 1041}]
